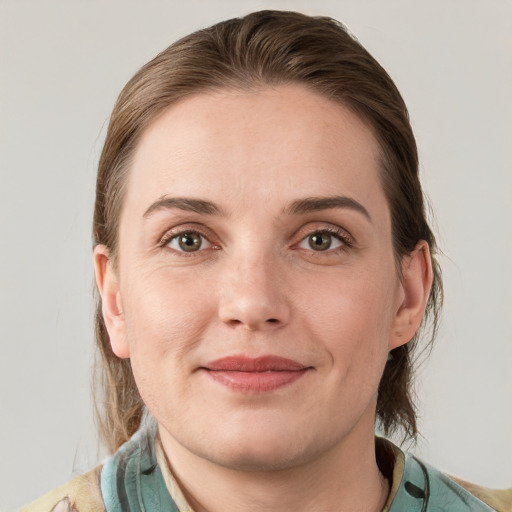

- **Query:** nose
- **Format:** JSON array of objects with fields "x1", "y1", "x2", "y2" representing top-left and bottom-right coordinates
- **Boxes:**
[{"x1": 217, "y1": 255, "x2": 290, "y2": 331}]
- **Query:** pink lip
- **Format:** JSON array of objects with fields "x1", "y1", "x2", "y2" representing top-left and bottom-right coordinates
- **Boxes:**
[{"x1": 201, "y1": 355, "x2": 310, "y2": 392}]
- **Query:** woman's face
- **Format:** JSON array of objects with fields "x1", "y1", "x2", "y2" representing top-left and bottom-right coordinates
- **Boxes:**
[{"x1": 97, "y1": 84, "x2": 426, "y2": 471}]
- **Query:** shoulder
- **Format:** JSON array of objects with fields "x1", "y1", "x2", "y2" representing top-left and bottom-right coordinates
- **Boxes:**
[
  {"x1": 20, "y1": 422, "x2": 175, "y2": 512},
  {"x1": 404, "y1": 454, "x2": 512, "y2": 512},
  {"x1": 380, "y1": 438, "x2": 512, "y2": 512},
  {"x1": 450, "y1": 476, "x2": 512, "y2": 512},
  {"x1": 20, "y1": 466, "x2": 105, "y2": 512}
]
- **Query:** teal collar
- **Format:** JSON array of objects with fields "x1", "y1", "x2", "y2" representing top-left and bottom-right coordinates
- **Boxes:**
[
  {"x1": 387, "y1": 449, "x2": 494, "y2": 511},
  {"x1": 101, "y1": 424, "x2": 494, "y2": 512},
  {"x1": 101, "y1": 422, "x2": 178, "y2": 512}
]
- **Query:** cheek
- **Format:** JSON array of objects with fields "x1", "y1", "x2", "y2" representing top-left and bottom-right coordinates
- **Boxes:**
[
  {"x1": 120, "y1": 268, "x2": 219, "y2": 418},
  {"x1": 297, "y1": 266, "x2": 397, "y2": 369},
  {"x1": 121, "y1": 267, "x2": 217, "y2": 367},
  {"x1": 302, "y1": 265, "x2": 396, "y2": 328}
]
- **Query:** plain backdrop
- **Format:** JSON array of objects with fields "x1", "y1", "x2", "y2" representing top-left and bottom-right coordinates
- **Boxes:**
[{"x1": 1, "y1": 1, "x2": 511, "y2": 510}]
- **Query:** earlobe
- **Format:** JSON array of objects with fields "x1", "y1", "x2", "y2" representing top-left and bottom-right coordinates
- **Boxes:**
[
  {"x1": 389, "y1": 241, "x2": 433, "y2": 350},
  {"x1": 93, "y1": 245, "x2": 130, "y2": 359}
]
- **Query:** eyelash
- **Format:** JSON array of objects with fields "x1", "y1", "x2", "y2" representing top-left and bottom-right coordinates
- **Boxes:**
[{"x1": 159, "y1": 225, "x2": 353, "y2": 256}]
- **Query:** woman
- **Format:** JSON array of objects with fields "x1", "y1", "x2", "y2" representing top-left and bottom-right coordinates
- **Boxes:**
[{"x1": 22, "y1": 10, "x2": 511, "y2": 512}]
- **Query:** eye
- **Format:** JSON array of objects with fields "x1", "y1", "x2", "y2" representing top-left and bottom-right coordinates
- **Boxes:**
[
  {"x1": 298, "y1": 231, "x2": 346, "y2": 252},
  {"x1": 166, "y1": 231, "x2": 212, "y2": 253}
]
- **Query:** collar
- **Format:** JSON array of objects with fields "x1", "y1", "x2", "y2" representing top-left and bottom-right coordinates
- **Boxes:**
[
  {"x1": 155, "y1": 433, "x2": 195, "y2": 512},
  {"x1": 102, "y1": 424, "x2": 496, "y2": 512},
  {"x1": 154, "y1": 433, "x2": 409, "y2": 512}
]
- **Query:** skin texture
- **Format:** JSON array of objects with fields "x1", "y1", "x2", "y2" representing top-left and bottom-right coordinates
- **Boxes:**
[{"x1": 95, "y1": 84, "x2": 432, "y2": 512}]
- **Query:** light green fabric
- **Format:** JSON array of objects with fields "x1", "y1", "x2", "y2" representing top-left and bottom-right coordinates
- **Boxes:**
[
  {"x1": 386, "y1": 450, "x2": 496, "y2": 511},
  {"x1": 22, "y1": 423, "x2": 510, "y2": 511},
  {"x1": 99, "y1": 424, "x2": 503, "y2": 511},
  {"x1": 100, "y1": 422, "x2": 179, "y2": 512}
]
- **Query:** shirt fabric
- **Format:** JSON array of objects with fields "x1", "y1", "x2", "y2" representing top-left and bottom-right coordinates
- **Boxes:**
[{"x1": 21, "y1": 421, "x2": 512, "y2": 512}]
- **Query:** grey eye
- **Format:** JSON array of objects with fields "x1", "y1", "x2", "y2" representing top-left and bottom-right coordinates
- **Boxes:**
[
  {"x1": 308, "y1": 233, "x2": 332, "y2": 251},
  {"x1": 298, "y1": 231, "x2": 345, "y2": 252},
  {"x1": 168, "y1": 232, "x2": 210, "y2": 252}
]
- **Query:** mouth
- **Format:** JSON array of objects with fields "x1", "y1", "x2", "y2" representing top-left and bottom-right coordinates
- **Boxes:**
[{"x1": 200, "y1": 355, "x2": 311, "y2": 393}]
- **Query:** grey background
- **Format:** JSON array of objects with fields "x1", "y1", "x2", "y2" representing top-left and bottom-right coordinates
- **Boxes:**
[{"x1": 1, "y1": 1, "x2": 511, "y2": 510}]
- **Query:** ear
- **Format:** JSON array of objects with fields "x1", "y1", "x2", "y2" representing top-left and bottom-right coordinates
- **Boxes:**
[
  {"x1": 93, "y1": 244, "x2": 130, "y2": 359},
  {"x1": 389, "y1": 240, "x2": 434, "y2": 350}
]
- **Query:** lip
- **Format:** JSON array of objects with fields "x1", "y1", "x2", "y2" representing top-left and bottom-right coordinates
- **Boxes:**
[{"x1": 201, "y1": 355, "x2": 310, "y2": 393}]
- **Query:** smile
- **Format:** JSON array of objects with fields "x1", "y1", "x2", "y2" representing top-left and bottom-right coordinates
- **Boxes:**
[{"x1": 201, "y1": 355, "x2": 310, "y2": 393}]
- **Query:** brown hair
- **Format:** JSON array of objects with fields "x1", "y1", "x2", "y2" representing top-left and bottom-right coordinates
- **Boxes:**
[{"x1": 93, "y1": 10, "x2": 443, "y2": 452}]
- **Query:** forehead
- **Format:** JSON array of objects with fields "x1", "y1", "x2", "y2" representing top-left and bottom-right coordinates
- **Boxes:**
[{"x1": 125, "y1": 84, "x2": 386, "y2": 219}]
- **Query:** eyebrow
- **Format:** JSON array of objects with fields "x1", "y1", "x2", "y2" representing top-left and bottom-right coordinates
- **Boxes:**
[
  {"x1": 143, "y1": 194, "x2": 371, "y2": 222},
  {"x1": 143, "y1": 197, "x2": 223, "y2": 218},
  {"x1": 285, "y1": 195, "x2": 372, "y2": 222}
]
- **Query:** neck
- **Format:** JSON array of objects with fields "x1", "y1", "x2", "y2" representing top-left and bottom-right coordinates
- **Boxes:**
[{"x1": 159, "y1": 416, "x2": 389, "y2": 512}]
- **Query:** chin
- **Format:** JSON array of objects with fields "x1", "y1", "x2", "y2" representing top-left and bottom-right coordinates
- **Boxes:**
[
  {"x1": 203, "y1": 442, "x2": 309, "y2": 472},
  {"x1": 193, "y1": 423, "x2": 331, "y2": 473}
]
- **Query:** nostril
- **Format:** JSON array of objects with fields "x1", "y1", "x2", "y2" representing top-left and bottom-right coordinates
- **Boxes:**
[{"x1": 267, "y1": 318, "x2": 279, "y2": 323}]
